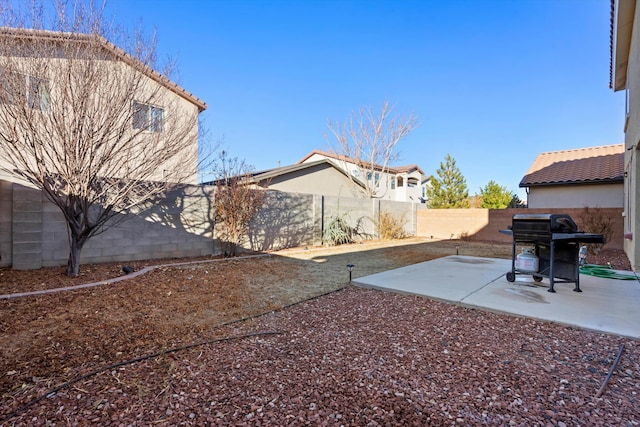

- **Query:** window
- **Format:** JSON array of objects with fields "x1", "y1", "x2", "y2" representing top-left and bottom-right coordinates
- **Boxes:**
[
  {"x1": 366, "y1": 172, "x2": 380, "y2": 185},
  {"x1": 28, "y1": 76, "x2": 50, "y2": 111},
  {"x1": 133, "y1": 101, "x2": 164, "y2": 132},
  {"x1": 397, "y1": 177, "x2": 404, "y2": 187},
  {"x1": 0, "y1": 68, "x2": 48, "y2": 110},
  {"x1": 0, "y1": 68, "x2": 25, "y2": 105},
  {"x1": 407, "y1": 177, "x2": 419, "y2": 188},
  {"x1": 390, "y1": 177, "x2": 395, "y2": 190}
]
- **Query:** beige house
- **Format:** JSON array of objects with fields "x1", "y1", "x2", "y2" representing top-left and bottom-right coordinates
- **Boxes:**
[
  {"x1": 246, "y1": 159, "x2": 366, "y2": 197},
  {"x1": 298, "y1": 150, "x2": 427, "y2": 203},
  {"x1": 0, "y1": 28, "x2": 206, "y2": 269},
  {"x1": 520, "y1": 144, "x2": 624, "y2": 209},
  {"x1": 0, "y1": 28, "x2": 206, "y2": 185},
  {"x1": 611, "y1": 0, "x2": 640, "y2": 270}
]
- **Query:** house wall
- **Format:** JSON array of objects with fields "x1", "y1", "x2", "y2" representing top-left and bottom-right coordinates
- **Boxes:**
[
  {"x1": 302, "y1": 153, "x2": 422, "y2": 202},
  {"x1": 417, "y1": 207, "x2": 624, "y2": 250},
  {"x1": 265, "y1": 163, "x2": 361, "y2": 197},
  {"x1": 0, "y1": 53, "x2": 200, "y2": 186},
  {"x1": 526, "y1": 183, "x2": 624, "y2": 208},
  {"x1": 621, "y1": 0, "x2": 640, "y2": 270},
  {"x1": 393, "y1": 169, "x2": 424, "y2": 203}
]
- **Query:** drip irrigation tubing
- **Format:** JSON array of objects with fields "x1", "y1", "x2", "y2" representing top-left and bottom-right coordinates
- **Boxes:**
[
  {"x1": 0, "y1": 331, "x2": 284, "y2": 423},
  {"x1": 595, "y1": 344, "x2": 626, "y2": 398},
  {"x1": 0, "y1": 285, "x2": 349, "y2": 423}
]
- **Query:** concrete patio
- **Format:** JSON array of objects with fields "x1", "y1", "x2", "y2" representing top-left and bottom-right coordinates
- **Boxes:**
[{"x1": 353, "y1": 255, "x2": 640, "y2": 339}]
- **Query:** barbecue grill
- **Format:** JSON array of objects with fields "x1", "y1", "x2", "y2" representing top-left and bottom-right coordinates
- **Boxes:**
[{"x1": 501, "y1": 213, "x2": 605, "y2": 293}]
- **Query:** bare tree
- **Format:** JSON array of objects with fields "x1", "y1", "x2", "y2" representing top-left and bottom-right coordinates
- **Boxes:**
[
  {"x1": 327, "y1": 100, "x2": 419, "y2": 198},
  {"x1": 213, "y1": 151, "x2": 266, "y2": 257},
  {"x1": 0, "y1": 1, "x2": 206, "y2": 276}
]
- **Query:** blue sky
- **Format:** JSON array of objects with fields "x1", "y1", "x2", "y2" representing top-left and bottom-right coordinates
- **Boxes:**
[{"x1": 107, "y1": 0, "x2": 624, "y2": 197}]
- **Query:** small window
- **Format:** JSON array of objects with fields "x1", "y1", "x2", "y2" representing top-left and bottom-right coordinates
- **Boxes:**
[
  {"x1": 397, "y1": 177, "x2": 404, "y2": 187},
  {"x1": 28, "y1": 76, "x2": 50, "y2": 111},
  {"x1": 390, "y1": 178, "x2": 395, "y2": 190},
  {"x1": 407, "y1": 177, "x2": 418, "y2": 188},
  {"x1": 0, "y1": 68, "x2": 25, "y2": 106},
  {"x1": 133, "y1": 101, "x2": 164, "y2": 132},
  {"x1": 374, "y1": 172, "x2": 380, "y2": 185}
]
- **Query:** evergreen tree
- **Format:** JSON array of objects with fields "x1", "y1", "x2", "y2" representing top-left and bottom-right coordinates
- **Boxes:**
[
  {"x1": 508, "y1": 193, "x2": 526, "y2": 208},
  {"x1": 479, "y1": 180, "x2": 514, "y2": 209},
  {"x1": 426, "y1": 154, "x2": 470, "y2": 208}
]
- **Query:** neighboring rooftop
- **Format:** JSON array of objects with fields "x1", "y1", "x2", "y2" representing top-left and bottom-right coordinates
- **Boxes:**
[
  {"x1": 298, "y1": 150, "x2": 425, "y2": 175},
  {"x1": 520, "y1": 144, "x2": 624, "y2": 187},
  {"x1": 202, "y1": 159, "x2": 367, "y2": 189}
]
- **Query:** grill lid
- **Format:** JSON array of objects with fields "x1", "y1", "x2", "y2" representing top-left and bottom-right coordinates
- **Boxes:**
[{"x1": 512, "y1": 213, "x2": 578, "y2": 233}]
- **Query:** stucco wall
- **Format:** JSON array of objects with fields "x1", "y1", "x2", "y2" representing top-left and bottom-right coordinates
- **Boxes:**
[
  {"x1": 266, "y1": 163, "x2": 360, "y2": 198},
  {"x1": 621, "y1": 2, "x2": 640, "y2": 270},
  {"x1": 527, "y1": 184, "x2": 624, "y2": 209},
  {"x1": 417, "y1": 207, "x2": 624, "y2": 250}
]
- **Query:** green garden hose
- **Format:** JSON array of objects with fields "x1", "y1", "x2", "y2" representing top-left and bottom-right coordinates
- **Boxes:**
[{"x1": 579, "y1": 264, "x2": 638, "y2": 280}]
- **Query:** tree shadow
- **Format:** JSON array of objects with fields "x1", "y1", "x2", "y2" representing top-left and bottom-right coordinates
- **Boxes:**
[{"x1": 248, "y1": 191, "x2": 314, "y2": 251}]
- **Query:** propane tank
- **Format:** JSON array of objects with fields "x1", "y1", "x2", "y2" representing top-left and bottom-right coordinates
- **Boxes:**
[{"x1": 516, "y1": 247, "x2": 539, "y2": 273}]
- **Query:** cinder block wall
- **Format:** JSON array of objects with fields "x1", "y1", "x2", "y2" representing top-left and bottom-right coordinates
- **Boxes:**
[
  {"x1": 10, "y1": 178, "x2": 625, "y2": 271},
  {"x1": 5, "y1": 182, "x2": 217, "y2": 269},
  {"x1": 11, "y1": 184, "x2": 44, "y2": 269},
  {"x1": 0, "y1": 180, "x2": 13, "y2": 267}
]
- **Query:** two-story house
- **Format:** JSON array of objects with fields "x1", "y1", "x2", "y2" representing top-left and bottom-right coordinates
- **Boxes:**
[
  {"x1": 298, "y1": 150, "x2": 427, "y2": 203},
  {"x1": 0, "y1": 28, "x2": 206, "y2": 186},
  {"x1": 0, "y1": 28, "x2": 207, "y2": 269}
]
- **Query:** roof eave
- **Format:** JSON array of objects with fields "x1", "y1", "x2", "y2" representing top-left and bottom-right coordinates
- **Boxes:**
[
  {"x1": 520, "y1": 178, "x2": 624, "y2": 188},
  {"x1": 0, "y1": 27, "x2": 207, "y2": 111},
  {"x1": 611, "y1": 0, "x2": 637, "y2": 91}
]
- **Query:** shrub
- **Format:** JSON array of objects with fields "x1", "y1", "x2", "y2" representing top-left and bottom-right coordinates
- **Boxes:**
[
  {"x1": 459, "y1": 231, "x2": 473, "y2": 241},
  {"x1": 376, "y1": 211, "x2": 407, "y2": 240},
  {"x1": 577, "y1": 207, "x2": 614, "y2": 254},
  {"x1": 323, "y1": 212, "x2": 354, "y2": 246}
]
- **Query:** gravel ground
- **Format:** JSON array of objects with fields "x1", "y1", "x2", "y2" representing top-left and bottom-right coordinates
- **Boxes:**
[
  {"x1": 1, "y1": 239, "x2": 637, "y2": 426},
  {"x1": 3, "y1": 287, "x2": 638, "y2": 426}
]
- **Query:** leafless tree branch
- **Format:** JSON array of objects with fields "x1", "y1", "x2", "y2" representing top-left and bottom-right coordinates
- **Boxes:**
[
  {"x1": 326, "y1": 100, "x2": 419, "y2": 198},
  {"x1": 0, "y1": 1, "x2": 207, "y2": 276}
]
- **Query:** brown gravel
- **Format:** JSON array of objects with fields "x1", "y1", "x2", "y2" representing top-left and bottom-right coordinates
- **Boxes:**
[{"x1": 0, "y1": 238, "x2": 637, "y2": 425}]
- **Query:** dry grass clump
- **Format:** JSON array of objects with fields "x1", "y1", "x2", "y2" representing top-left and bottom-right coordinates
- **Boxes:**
[{"x1": 376, "y1": 211, "x2": 407, "y2": 240}]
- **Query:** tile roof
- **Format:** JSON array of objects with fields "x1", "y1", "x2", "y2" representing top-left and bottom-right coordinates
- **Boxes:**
[
  {"x1": 298, "y1": 149, "x2": 425, "y2": 175},
  {"x1": 519, "y1": 144, "x2": 625, "y2": 187}
]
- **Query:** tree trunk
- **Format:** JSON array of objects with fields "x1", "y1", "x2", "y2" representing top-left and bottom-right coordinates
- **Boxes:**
[{"x1": 66, "y1": 234, "x2": 85, "y2": 277}]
